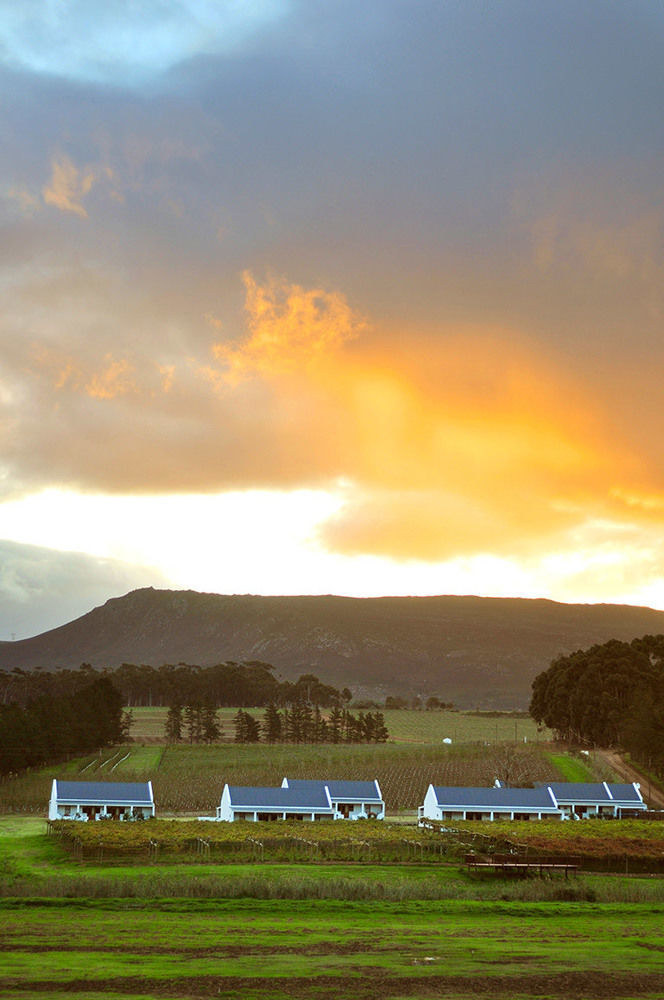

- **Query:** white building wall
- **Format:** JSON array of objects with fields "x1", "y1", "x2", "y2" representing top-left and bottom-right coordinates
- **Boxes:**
[
  {"x1": 218, "y1": 785, "x2": 234, "y2": 822},
  {"x1": 48, "y1": 779, "x2": 58, "y2": 821},
  {"x1": 421, "y1": 785, "x2": 442, "y2": 821}
]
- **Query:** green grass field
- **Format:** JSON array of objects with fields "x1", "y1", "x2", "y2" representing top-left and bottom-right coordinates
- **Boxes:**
[
  {"x1": 126, "y1": 705, "x2": 550, "y2": 745},
  {"x1": 3, "y1": 815, "x2": 664, "y2": 998},
  {"x1": 1, "y1": 728, "x2": 664, "y2": 1000},
  {"x1": 3, "y1": 896, "x2": 664, "y2": 999}
]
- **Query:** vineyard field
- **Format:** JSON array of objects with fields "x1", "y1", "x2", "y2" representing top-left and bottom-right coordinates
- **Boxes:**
[
  {"x1": 1, "y1": 742, "x2": 602, "y2": 815},
  {"x1": 44, "y1": 815, "x2": 664, "y2": 872},
  {"x1": 120, "y1": 741, "x2": 561, "y2": 813},
  {"x1": 126, "y1": 706, "x2": 550, "y2": 744}
]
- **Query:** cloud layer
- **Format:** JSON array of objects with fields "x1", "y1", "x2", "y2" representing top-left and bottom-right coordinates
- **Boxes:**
[
  {"x1": 2, "y1": 1, "x2": 664, "y2": 605},
  {"x1": 0, "y1": 540, "x2": 171, "y2": 639}
]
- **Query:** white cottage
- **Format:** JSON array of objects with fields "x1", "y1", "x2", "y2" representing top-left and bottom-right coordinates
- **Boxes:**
[
  {"x1": 217, "y1": 783, "x2": 336, "y2": 822},
  {"x1": 546, "y1": 782, "x2": 646, "y2": 819},
  {"x1": 49, "y1": 780, "x2": 155, "y2": 821},
  {"x1": 419, "y1": 784, "x2": 563, "y2": 823},
  {"x1": 281, "y1": 778, "x2": 385, "y2": 820}
]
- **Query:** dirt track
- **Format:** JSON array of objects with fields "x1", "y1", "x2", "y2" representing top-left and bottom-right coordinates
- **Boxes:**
[{"x1": 595, "y1": 750, "x2": 664, "y2": 810}]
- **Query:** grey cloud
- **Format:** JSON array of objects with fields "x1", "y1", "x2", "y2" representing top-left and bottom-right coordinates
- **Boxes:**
[{"x1": 0, "y1": 539, "x2": 171, "y2": 640}]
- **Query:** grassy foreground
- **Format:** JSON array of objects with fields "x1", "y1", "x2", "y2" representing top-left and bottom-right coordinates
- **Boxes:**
[
  {"x1": 3, "y1": 816, "x2": 664, "y2": 998},
  {"x1": 3, "y1": 896, "x2": 664, "y2": 1000}
]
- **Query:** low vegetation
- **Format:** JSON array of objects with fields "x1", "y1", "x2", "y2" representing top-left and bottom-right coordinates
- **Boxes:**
[
  {"x1": 42, "y1": 814, "x2": 664, "y2": 873},
  {"x1": 0, "y1": 738, "x2": 564, "y2": 814}
]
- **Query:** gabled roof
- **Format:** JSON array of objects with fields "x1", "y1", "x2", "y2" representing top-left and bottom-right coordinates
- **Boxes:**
[
  {"x1": 283, "y1": 778, "x2": 383, "y2": 802},
  {"x1": 226, "y1": 784, "x2": 333, "y2": 811},
  {"x1": 54, "y1": 780, "x2": 153, "y2": 805},
  {"x1": 327, "y1": 779, "x2": 382, "y2": 801},
  {"x1": 430, "y1": 785, "x2": 559, "y2": 811},
  {"x1": 605, "y1": 783, "x2": 645, "y2": 805},
  {"x1": 547, "y1": 782, "x2": 645, "y2": 806},
  {"x1": 548, "y1": 782, "x2": 612, "y2": 803}
]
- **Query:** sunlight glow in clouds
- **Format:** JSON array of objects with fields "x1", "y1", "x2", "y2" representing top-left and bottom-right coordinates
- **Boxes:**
[
  {"x1": 1, "y1": 488, "x2": 664, "y2": 611},
  {"x1": 4, "y1": 268, "x2": 664, "y2": 609},
  {"x1": 3, "y1": 1, "x2": 664, "y2": 619}
]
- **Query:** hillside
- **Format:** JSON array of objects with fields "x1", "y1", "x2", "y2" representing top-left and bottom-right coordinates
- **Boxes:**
[{"x1": 1, "y1": 588, "x2": 664, "y2": 709}]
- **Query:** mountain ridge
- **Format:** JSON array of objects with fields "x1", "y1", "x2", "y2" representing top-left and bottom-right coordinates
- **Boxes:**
[{"x1": 2, "y1": 587, "x2": 664, "y2": 709}]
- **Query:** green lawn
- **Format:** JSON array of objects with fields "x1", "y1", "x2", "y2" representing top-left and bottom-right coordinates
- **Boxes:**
[{"x1": 547, "y1": 752, "x2": 595, "y2": 782}]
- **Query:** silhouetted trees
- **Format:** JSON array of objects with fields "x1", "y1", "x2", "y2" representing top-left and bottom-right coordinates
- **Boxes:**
[
  {"x1": 0, "y1": 672, "x2": 125, "y2": 776},
  {"x1": 231, "y1": 705, "x2": 389, "y2": 745},
  {"x1": 529, "y1": 634, "x2": 664, "y2": 776}
]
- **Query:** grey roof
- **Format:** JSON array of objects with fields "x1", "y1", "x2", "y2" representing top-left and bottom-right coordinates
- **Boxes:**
[
  {"x1": 605, "y1": 783, "x2": 645, "y2": 805},
  {"x1": 431, "y1": 785, "x2": 559, "y2": 811},
  {"x1": 548, "y1": 782, "x2": 612, "y2": 803},
  {"x1": 54, "y1": 781, "x2": 153, "y2": 805},
  {"x1": 327, "y1": 779, "x2": 382, "y2": 801},
  {"x1": 547, "y1": 782, "x2": 645, "y2": 806},
  {"x1": 228, "y1": 785, "x2": 333, "y2": 811},
  {"x1": 285, "y1": 778, "x2": 383, "y2": 802}
]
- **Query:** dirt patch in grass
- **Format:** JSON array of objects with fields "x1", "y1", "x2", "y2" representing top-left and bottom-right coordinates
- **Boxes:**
[
  {"x1": 4, "y1": 971, "x2": 664, "y2": 998},
  {"x1": 0, "y1": 941, "x2": 389, "y2": 956}
]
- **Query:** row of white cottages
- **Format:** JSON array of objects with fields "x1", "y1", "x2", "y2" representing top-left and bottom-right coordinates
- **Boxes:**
[
  {"x1": 47, "y1": 778, "x2": 384, "y2": 822},
  {"x1": 49, "y1": 778, "x2": 646, "y2": 823}
]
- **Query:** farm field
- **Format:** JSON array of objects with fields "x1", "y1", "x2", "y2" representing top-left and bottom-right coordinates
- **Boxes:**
[
  {"x1": 6, "y1": 815, "x2": 664, "y2": 896},
  {"x1": 3, "y1": 816, "x2": 664, "y2": 998},
  {"x1": 3, "y1": 897, "x2": 664, "y2": 1000},
  {"x1": 126, "y1": 706, "x2": 550, "y2": 744},
  {"x1": 1, "y1": 739, "x2": 584, "y2": 815}
]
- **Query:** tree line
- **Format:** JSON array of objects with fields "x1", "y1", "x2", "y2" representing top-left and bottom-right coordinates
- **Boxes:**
[
  {"x1": 0, "y1": 662, "x2": 349, "y2": 712},
  {"x1": 164, "y1": 701, "x2": 390, "y2": 745},
  {"x1": 529, "y1": 633, "x2": 664, "y2": 775},
  {"x1": 233, "y1": 705, "x2": 389, "y2": 744},
  {"x1": 0, "y1": 673, "x2": 126, "y2": 776}
]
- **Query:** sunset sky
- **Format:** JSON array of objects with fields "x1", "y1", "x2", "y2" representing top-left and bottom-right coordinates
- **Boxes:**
[{"x1": 3, "y1": 1, "x2": 664, "y2": 636}]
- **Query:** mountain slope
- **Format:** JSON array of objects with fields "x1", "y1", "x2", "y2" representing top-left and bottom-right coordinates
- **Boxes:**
[{"x1": 1, "y1": 588, "x2": 664, "y2": 708}]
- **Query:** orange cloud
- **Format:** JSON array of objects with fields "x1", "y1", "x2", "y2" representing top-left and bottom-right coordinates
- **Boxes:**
[
  {"x1": 30, "y1": 346, "x2": 138, "y2": 401},
  {"x1": 42, "y1": 155, "x2": 96, "y2": 218},
  {"x1": 212, "y1": 270, "x2": 367, "y2": 383},
  {"x1": 40, "y1": 154, "x2": 122, "y2": 218},
  {"x1": 17, "y1": 271, "x2": 663, "y2": 564},
  {"x1": 86, "y1": 356, "x2": 136, "y2": 400},
  {"x1": 314, "y1": 331, "x2": 628, "y2": 558},
  {"x1": 201, "y1": 274, "x2": 643, "y2": 560}
]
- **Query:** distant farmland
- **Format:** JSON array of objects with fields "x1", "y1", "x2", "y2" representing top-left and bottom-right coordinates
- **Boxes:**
[
  {"x1": 3, "y1": 739, "x2": 597, "y2": 816},
  {"x1": 126, "y1": 706, "x2": 549, "y2": 745}
]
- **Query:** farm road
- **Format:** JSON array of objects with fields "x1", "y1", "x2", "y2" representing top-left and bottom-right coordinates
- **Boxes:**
[{"x1": 596, "y1": 750, "x2": 664, "y2": 810}]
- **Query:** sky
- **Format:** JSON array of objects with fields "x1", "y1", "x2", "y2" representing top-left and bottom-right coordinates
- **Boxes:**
[{"x1": 2, "y1": 0, "x2": 664, "y2": 637}]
